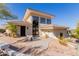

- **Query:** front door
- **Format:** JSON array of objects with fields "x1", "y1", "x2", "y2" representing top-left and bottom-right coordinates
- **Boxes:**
[{"x1": 20, "y1": 26, "x2": 26, "y2": 36}]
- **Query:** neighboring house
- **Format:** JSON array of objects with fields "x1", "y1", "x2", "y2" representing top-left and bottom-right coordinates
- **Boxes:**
[{"x1": 6, "y1": 8, "x2": 69, "y2": 39}]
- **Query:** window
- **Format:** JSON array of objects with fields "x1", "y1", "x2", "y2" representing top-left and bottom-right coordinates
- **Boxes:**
[
  {"x1": 47, "y1": 19, "x2": 51, "y2": 24},
  {"x1": 40, "y1": 17, "x2": 46, "y2": 24},
  {"x1": 32, "y1": 16, "x2": 39, "y2": 27},
  {"x1": 32, "y1": 16, "x2": 39, "y2": 21},
  {"x1": 32, "y1": 16, "x2": 39, "y2": 37}
]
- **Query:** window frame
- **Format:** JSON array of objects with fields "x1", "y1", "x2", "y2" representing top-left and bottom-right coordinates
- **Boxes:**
[
  {"x1": 32, "y1": 16, "x2": 39, "y2": 21},
  {"x1": 47, "y1": 19, "x2": 51, "y2": 24},
  {"x1": 40, "y1": 17, "x2": 46, "y2": 24}
]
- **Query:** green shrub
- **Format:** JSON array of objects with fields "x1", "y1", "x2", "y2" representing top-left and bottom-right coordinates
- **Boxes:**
[
  {"x1": 71, "y1": 33, "x2": 79, "y2": 39},
  {"x1": 6, "y1": 23, "x2": 17, "y2": 37}
]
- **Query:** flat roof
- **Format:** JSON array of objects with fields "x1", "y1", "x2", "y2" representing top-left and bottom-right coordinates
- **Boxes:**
[
  {"x1": 27, "y1": 8, "x2": 55, "y2": 17},
  {"x1": 40, "y1": 24, "x2": 68, "y2": 30},
  {"x1": 23, "y1": 8, "x2": 55, "y2": 20}
]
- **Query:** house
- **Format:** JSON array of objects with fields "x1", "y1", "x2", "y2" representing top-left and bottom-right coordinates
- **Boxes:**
[{"x1": 6, "y1": 8, "x2": 69, "y2": 39}]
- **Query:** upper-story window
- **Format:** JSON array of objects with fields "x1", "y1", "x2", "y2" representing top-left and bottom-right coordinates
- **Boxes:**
[
  {"x1": 32, "y1": 16, "x2": 39, "y2": 21},
  {"x1": 47, "y1": 19, "x2": 51, "y2": 24},
  {"x1": 40, "y1": 17, "x2": 46, "y2": 24}
]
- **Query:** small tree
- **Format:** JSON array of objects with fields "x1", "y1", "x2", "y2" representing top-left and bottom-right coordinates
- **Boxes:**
[{"x1": 6, "y1": 22, "x2": 17, "y2": 37}]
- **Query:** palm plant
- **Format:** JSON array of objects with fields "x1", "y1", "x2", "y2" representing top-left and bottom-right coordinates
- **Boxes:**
[
  {"x1": 0, "y1": 3, "x2": 18, "y2": 37},
  {"x1": 0, "y1": 3, "x2": 17, "y2": 20}
]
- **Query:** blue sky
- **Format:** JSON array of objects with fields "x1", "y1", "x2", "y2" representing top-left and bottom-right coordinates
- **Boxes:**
[{"x1": 0, "y1": 3, "x2": 79, "y2": 29}]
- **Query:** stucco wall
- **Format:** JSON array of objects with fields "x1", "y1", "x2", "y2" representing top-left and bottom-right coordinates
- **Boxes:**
[
  {"x1": 39, "y1": 29, "x2": 58, "y2": 39},
  {"x1": 24, "y1": 16, "x2": 32, "y2": 36},
  {"x1": 26, "y1": 25, "x2": 32, "y2": 36},
  {"x1": 53, "y1": 29, "x2": 69, "y2": 38},
  {"x1": 39, "y1": 29, "x2": 69, "y2": 40},
  {"x1": 24, "y1": 16, "x2": 32, "y2": 24}
]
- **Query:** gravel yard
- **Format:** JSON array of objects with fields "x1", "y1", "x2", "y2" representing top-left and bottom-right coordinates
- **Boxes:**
[{"x1": 0, "y1": 33, "x2": 77, "y2": 56}]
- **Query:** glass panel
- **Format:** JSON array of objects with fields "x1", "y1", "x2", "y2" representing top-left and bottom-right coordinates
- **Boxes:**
[
  {"x1": 40, "y1": 17, "x2": 46, "y2": 24},
  {"x1": 47, "y1": 19, "x2": 51, "y2": 24},
  {"x1": 32, "y1": 16, "x2": 39, "y2": 21},
  {"x1": 32, "y1": 16, "x2": 39, "y2": 37}
]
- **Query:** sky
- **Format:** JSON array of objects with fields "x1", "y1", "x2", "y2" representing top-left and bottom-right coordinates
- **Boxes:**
[{"x1": 0, "y1": 3, "x2": 79, "y2": 29}]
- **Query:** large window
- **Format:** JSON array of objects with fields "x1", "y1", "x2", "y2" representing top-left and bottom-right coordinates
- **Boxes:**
[
  {"x1": 40, "y1": 17, "x2": 46, "y2": 24},
  {"x1": 47, "y1": 19, "x2": 51, "y2": 24},
  {"x1": 32, "y1": 16, "x2": 39, "y2": 37}
]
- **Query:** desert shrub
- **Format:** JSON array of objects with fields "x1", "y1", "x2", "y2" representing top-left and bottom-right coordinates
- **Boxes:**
[
  {"x1": 59, "y1": 36, "x2": 68, "y2": 45},
  {"x1": 59, "y1": 38, "x2": 68, "y2": 46},
  {"x1": 59, "y1": 36, "x2": 64, "y2": 40}
]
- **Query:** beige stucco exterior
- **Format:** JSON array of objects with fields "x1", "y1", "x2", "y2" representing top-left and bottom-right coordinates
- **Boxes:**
[
  {"x1": 39, "y1": 29, "x2": 68, "y2": 39},
  {"x1": 23, "y1": 16, "x2": 32, "y2": 36},
  {"x1": 6, "y1": 8, "x2": 69, "y2": 39},
  {"x1": 39, "y1": 24, "x2": 69, "y2": 39},
  {"x1": 24, "y1": 16, "x2": 32, "y2": 24},
  {"x1": 53, "y1": 29, "x2": 68, "y2": 38}
]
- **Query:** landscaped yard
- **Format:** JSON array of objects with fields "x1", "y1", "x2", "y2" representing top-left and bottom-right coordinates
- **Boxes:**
[{"x1": 0, "y1": 33, "x2": 77, "y2": 56}]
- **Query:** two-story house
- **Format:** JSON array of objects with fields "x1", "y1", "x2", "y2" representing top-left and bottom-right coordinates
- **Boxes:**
[{"x1": 7, "y1": 8, "x2": 69, "y2": 39}]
